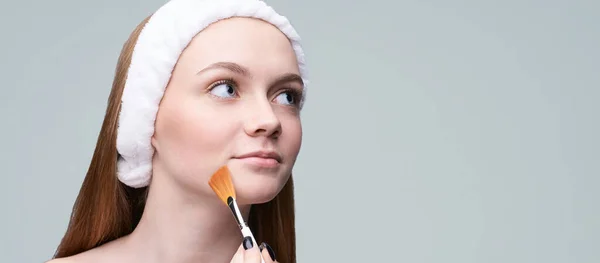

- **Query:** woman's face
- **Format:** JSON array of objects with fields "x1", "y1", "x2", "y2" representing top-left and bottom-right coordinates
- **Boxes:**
[{"x1": 150, "y1": 17, "x2": 303, "y2": 205}]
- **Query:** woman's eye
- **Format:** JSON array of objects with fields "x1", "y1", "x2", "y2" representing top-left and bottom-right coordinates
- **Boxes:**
[
  {"x1": 274, "y1": 91, "x2": 297, "y2": 106},
  {"x1": 209, "y1": 82, "x2": 237, "y2": 98}
]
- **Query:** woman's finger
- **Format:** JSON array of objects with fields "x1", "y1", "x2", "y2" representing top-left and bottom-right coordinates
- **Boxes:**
[
  {"x1": 259, "y1": 242, "x2": 277, "y2": 263},
  {"x1": 229, "y1": 243, "x2": 245, "y2": 263},
  {"x1": 242, "y1": 236, "x2": 263, "y2": 263}
]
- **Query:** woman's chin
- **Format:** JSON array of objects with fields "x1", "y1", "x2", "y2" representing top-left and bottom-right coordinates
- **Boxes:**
[
  {"x1": 233, "y1": 177, "x2": 287, "y2": 205},
  {"x1": 226, "y1": 161, "x2": 290, "y2": 204}
]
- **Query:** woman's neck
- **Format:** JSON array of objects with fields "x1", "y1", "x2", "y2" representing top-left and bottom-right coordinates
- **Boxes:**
[{"x1": 123, "y1": 172, "x2": 251, "y2": 263}]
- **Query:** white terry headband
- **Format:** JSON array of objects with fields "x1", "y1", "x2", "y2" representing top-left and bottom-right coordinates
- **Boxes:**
[{"x1": 116, "y1": 0, "x2": 308, "y2": 188}]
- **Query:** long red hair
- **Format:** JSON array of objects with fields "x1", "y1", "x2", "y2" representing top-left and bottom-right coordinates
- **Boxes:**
[{"x1": 52, "y1": 15, "x2": 297, "y2": 263}]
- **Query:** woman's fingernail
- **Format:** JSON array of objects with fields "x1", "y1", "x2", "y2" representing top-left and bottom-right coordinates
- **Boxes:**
[
  {"x1": 243, "y1": 236, "x2": 253, "y2": 250},
  {"x1": 259, "y1": 242, "x2": 276, "y2": 261}
]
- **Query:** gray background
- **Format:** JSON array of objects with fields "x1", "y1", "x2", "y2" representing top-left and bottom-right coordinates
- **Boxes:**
[{"x1": 1, "y1": 0, "x2": 598, "y2": 262}]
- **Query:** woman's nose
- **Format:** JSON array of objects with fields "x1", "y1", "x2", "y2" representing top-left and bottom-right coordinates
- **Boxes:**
[{"x1": 243, "y1": 101, "x2": 282, "y2": 139}]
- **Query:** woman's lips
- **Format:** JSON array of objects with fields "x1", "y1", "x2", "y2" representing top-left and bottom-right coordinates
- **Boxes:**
[
  {"x1": 235, "y1": 156, "x2": 280, "y2": 168},
  {"x1": 234, "y1": 150, "x2": 282, "y2": 168}
]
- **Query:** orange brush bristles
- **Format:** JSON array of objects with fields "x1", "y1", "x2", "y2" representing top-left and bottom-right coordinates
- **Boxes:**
[{"x1": 208, "y1": 165, "x2": 237, "y2": 205}]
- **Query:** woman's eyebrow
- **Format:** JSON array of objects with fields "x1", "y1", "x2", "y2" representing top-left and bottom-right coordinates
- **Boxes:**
[
  {"x1": 270, "y1": 73, "x2": 303, "y2": 87},
  {"x1": 196, "y1": 61, "x2": 250, "y2": 76},
  {"x1": 196, "y1": 61, "x2": 303, "y2": 87}
]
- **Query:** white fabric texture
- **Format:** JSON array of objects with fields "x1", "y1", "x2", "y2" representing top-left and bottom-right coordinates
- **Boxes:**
[{"x1": 116, "y1": 0, "x2": 308, "y2": 188}]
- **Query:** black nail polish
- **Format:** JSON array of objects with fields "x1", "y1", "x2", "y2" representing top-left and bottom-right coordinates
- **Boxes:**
[
  {"x1": 259, "y1": 242, "x2": 276, "y2": 261},
  {"x1": 243, "y1": 236, "x2": 253, "y2": 250}
]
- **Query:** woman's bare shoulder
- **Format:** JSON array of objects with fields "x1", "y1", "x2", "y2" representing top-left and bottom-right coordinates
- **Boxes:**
[
  {"x1": 45, "y1": 253, "x2": 91, "y2": 263},
  {"x1": 45, "y1": 238, "x2": 128, "y2": 263},
  {"x1": 43, "y1": 249, "x2": 97, "y2": 263},
  {"x1": 45, "y1": 257, "x2": 77, "y2": 263},
  {"x1": 45, "y1": 252, "x2": 102, "y2": 263}
]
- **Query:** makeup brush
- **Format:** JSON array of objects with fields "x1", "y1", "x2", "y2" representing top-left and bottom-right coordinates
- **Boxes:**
[{"x1": 209, "y1": 166, "x2": 265, "y2": 263}]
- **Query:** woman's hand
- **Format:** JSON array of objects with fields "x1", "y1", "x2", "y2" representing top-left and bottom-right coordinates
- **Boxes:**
[{"x1": 230, "y1": 236, "x2": 278, "y2": 263}]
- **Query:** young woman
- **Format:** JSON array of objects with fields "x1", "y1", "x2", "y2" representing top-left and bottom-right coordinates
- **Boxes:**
[{"x1": 48, "y1": 0, "x2": 308, "y2": 262}]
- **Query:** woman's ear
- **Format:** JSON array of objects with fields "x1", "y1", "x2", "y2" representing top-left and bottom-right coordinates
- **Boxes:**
[{"x1": 151, "y1": 136, "x2": 160, "y2": 151}]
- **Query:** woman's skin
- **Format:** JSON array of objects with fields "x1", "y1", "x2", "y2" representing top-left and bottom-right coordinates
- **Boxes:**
[{"x1": 49, "y1": 17, "x2": 304, "y2": 263}]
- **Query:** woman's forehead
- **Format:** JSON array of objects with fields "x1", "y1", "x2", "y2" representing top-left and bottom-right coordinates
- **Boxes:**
[{"x1": 178, "y1": 17, "x2": 299, "y2": 75}]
